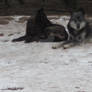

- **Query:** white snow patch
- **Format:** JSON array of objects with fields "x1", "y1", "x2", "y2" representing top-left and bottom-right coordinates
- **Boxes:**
[{"x1": 0, "y1": 16, "x2": 92, "y2": 92}]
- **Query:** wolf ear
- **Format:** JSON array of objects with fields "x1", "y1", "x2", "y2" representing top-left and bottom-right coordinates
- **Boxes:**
[{"x1": 77, "y1": 8, "x2": 85, "y2": 15}]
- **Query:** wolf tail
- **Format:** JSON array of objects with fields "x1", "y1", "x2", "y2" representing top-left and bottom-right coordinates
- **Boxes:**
[{"x1": 12, "y1": 35, "x2": 26, "y2": 42}]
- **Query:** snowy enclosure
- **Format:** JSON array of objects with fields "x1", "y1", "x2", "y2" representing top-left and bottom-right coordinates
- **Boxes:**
[{"x1": 0, "y1": 16, "x2": 92, "y2": 92}]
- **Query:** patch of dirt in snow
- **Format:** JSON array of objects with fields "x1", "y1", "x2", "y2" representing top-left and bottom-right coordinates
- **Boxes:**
[{"x1": 0, "y1": 16, "x2": 92, "y2": 92}]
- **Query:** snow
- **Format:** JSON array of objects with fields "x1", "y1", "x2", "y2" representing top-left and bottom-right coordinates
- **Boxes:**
[{"x1": 0, "y1": 16, "x2": 92, "y2": 92}]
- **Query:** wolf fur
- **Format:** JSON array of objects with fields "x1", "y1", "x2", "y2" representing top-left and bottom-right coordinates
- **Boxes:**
[
  {"x1": 52, "y1": 8, "x2": 92, "y2": 49},
  {"x1": 45, "y1": 24, "x2": 68, "y2": 42},
  {"x1": 12, "y1": 8, "x2": 52, "y2": 43},
  {"x1": 12, "y1": 8, "x2": 67, "y2": 43}
]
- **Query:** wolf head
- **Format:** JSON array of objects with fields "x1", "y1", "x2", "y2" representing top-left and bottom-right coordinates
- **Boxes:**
[
  {"x1": 69, "y1": 8, "x2": 87, "y2": 31},
  {"x1": 35, "y1": 8, "x2": 52, "y2": 27}
]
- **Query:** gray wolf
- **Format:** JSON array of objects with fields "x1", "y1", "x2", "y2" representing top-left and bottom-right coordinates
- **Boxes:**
[{"x1": 52, "y1": 8, "x2": 92, "y2": 49}]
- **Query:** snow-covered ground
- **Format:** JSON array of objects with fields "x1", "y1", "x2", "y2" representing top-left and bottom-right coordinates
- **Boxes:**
[{"x1": 0, "y1": 16, "x2": 92, "y2": 92}]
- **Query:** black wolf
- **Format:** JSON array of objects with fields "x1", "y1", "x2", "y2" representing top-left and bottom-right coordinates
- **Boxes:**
[
  {"x1": 45, "y1": 24, "x2": 68, "y2": 42},
  {"x1": 12, "y1": 8, "x2": 52, "y2": 43},
  {"x1": 12, "y1": 8, "x2": 67, "y2": 43},
  {"x1": 52, "y1": 8, "x2": 92, "y2": 49}
]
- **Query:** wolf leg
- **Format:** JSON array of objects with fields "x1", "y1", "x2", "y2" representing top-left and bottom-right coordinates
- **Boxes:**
[
  {"x1": 25, "y1": 36, "x2": 33, "y2": 43},
  {"x1": 52, "y1": 43, "x2": 63, "y2": 49},
  {"x1": 52, "y1": 40, "x2": 70, "y2": 49},
  {"x1": 12, "y1": 36, "x2": 26, "y2": 42},
  {"x1": 63, "y1": 42, "x2": 75, "y2": 49},
  {"x1": 52, "y1": 40, "x2": 77, "y2": 49}
]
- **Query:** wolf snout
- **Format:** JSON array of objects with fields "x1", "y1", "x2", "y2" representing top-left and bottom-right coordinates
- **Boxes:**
[{"x1": 77, "y1": 24, "x2": 80, "y2": 29}]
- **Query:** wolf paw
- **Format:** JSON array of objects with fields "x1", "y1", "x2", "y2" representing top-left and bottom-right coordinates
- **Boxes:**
[
  {"x1": 63, "y1": 44, "x2": 70, "y2": 49},
  {"x1": 52, "y1": 46, "x2": 57, "y2": 49}
]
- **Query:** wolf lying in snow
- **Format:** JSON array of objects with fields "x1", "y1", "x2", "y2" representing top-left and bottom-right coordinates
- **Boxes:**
[
  {"x1": 52, "y1": 8, "x2": 92, "y2": 49},
  {"x1": 12, "y1": 8, "x2": 68, "y2": 43}
]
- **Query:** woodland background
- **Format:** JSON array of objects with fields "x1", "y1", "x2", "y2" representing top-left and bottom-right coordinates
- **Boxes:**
[{"x1": 0, "y1": 0, "x2": 91, "y2": 15}]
